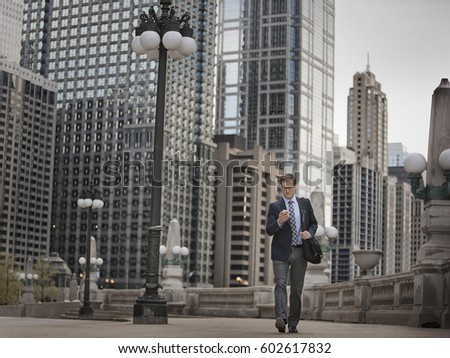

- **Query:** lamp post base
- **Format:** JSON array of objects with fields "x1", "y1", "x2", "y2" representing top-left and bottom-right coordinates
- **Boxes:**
[
  {"x1": 20, "y1": 285, "x2": 36, "y2": 304},
  {"x1": 79, "y1": 305, "x2": 94, "y2": 318},
  {"x1": 133, "y1": 300, "x2": 168, "y2": 324},
  {"x1": 419, "y1": 200, "x2": 450, "y2": 264}
]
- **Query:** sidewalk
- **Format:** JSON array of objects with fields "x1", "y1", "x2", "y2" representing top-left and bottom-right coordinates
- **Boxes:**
[{"x1": 1, "y1": 316, "x2": 449, "y2": 338}]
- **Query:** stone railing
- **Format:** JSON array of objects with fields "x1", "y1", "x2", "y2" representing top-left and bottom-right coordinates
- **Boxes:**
[
  {"x1": 183, "y1": 286, "x2": 273, "y2": 318},
  {"x1": 0, "y1": 302, "x2": 82, "y2": 319},
  {"x1": 98, "y1": 260, "x2": 449, "y2": 328},
  {"x1": 311, "y1": 260, "x2": 449, "y2": 328},
  {"x1": 102, "y1": 288, "x2": 143, "y2": 312},
  {"x1": 3, "y1": 259, "x2": 447, "y2": 328},
  {"x1": 312, "y1": 271, "x2": 415, "y2": 325},
  {"x1": 179, "y1": 260, "x2": 449, "y2": 328}
]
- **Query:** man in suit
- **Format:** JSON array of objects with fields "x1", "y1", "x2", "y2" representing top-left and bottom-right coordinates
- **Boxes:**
[{"x1": 266, "y1": 173, "x2": 318, "y2": 333}]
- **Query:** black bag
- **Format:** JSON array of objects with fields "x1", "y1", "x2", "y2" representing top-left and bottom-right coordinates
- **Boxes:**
[{"x1": 303, "y1": 237, "x2": 323, "y2": 264}]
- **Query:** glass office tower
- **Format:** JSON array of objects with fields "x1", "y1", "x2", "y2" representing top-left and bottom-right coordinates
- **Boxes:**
[
  {"x1": 0, "y1": 0, "x2": 23, "y2": 63},
  {"x1": 21, "y1": 0, "x2": 217, "y2": 287},
  {"x1": 0, "y1": 60, "x2": 57, "y2": 268},
  {"x1": 0, "y1": 1, "x2": 57, "y2": 269},
  {"x1": 216, "y1": 0, "x2": 335, "y2": 206}
]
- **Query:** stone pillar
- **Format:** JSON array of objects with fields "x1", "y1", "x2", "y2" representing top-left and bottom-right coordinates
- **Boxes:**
[
  {"x1": 411, "y1": 262, "x2": 444, "y2": 328},
  {"x1": 419, "y1": 200, "x2": 450, "y2": 263},
  {"x1": 20, "y1": 258, "x2": 35, "y2": 304},
  {"x1": 160, "y1": 219, "x2": 186, "y2": 306},
  {"x1": 20, "y1": 286, "x2": 35, "y2": 305},
  {"x1": 425, "y1": 79, "x2": 450, "y2": 188},
  {"x1": 411, "y1": 79, "x2": 450, "y2": 328},
  {"x1": 303, "y1": 191, "x2": 330, "y2": 319},
  {"x1": 161, "y1": 265, "x2": 185, "y2": 302},
  {"x1": 353, "y1": 278, "x2": 370, "y2": 323},
  {"x1": 418, "y1": 78, "x2": 450, "y2": 263},
  {"x1": 307, "y1": 190, "x2": 330, "y2": 284},
  {"x1": 442, "y1": 261, "x2": 450, "y2": 328},
  {"x1": 311, "y1": 285, "x2": 325, "y2": 320},
  {"x1": 68, "y1": 274, "x2": 79, "y2": 302}
]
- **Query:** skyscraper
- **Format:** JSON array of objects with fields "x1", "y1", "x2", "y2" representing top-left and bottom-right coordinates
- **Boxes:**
[
  {"x1": 0, "y1": 0, "x2": 23, "y2": 63},
  {"x1": 382, "y1": 174, "x2": 411, "y2": 275},
  {"x1": 387, "y1": 143, "x2": 425, "y2": 270},
  {"x1": 331, "y1": 67, "x2": 387, "y2": 281},
  {"x1": 0, "y1": 60, "x2": 58, "y2": 267},
  {"x1": 332, "y1": 147, "x2": 383, "y2": 281},
  {"x1": 21, "y1": 0, "x2": 217, "y2": 288},
  {"x1": 213, "y1": 135, "x2": 278, "y2": 287},
  {"x1": 0, "y1": 0, "x2": 57, "y2": 268},
  {"x1": 347, "y1": 67, "x2": 388, "y2": 176},
  {"x1": 215, "y1": 0, "x2": 335, "y2": 208}
]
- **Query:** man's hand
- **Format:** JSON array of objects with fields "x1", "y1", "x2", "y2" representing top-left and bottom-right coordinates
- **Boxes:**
[
  {"x1": 301, "y1": 231, "x2": 312, "y2": 240},
  {"x1": 278, "y1": 209, "x2": 289, "y2": 224}
]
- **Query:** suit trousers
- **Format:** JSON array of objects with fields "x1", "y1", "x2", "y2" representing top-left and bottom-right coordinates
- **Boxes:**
[{"x1": 272, "y1": 246, "x2": 307, "y2": 327}]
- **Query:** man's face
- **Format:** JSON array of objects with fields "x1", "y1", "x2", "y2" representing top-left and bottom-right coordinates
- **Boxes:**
[{"x1": 281, "y1": 179, "x2": 296, "y2": 200}]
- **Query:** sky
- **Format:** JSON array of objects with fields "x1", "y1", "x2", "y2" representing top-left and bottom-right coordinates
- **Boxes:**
[{"x1": 334, "y1": 0, "x2": 450, "y2": 158}]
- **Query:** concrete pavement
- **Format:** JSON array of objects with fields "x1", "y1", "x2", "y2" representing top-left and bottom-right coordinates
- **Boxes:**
[{"x1": 0, "y1": 315, "x2": 449, "y2": 338}]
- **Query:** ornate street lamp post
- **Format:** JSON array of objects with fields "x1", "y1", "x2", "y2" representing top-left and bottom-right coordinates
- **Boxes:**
[
  {"x1": 401, "y1": 78, "x2": 450, "y2": 327},
  {"x1": 79, "y1": 251, "x2": 103, "y2": 294},
  {"x1": 130, "y1": 0, "x2": 195, "y2": 324},
  {"x1": 77, "y1": 180, "x2": 104, "y2": 318},
  {"x1": 19, "y1": 258, "x2": 38, "y2": 304},
  {"x1": 404, "y1": 149, "x2": 450, "y2": 202},
  {"x1": 307, "y1": 225, "x2": 338, "y2": 281}
]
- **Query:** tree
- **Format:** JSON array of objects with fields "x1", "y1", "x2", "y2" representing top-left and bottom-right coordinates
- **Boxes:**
[
  {"x1": 0, "y1": 254, "x2": 22, "y2": 305},
  {"x1": 33, "y1": 256, "x2": 59, "y2": 302}
]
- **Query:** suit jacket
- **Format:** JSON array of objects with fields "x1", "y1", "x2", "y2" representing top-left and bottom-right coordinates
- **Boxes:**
[{"x1": 266, "y1": 197, "x2": 318, "y2": 261}]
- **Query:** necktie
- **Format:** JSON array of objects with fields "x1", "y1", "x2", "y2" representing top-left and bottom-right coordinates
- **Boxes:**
[{"x1": 288, "y1": 200, "x2": 298, "y2": 246}]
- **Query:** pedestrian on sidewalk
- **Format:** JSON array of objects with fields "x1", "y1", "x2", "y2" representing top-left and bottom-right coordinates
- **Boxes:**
[{"x1": 266, "y1": 173, "x2": 318, "y2": 333}]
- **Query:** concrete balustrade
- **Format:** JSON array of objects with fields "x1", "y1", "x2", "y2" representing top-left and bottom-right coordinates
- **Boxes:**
[
  {"x1": 183, "y1": 286, "x2": 273, "y2": 318},
  {"x1": 177, "y1": 263, "x2": 445, "y2": 327},
  {"x1": 2, "y1": 263, "x2": 447, "y2": 328}
]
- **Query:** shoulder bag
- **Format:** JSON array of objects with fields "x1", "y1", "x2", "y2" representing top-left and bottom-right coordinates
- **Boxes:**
[{"x1": 303, "y1": 237, "x2": 323, "y2": 264}]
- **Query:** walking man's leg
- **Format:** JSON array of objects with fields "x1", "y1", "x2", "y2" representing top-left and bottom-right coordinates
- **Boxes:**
[
  {"x1": 288, "y1": 247, "x2": 307, "y2": 332},
  {"x1": 273, "y1": 260, "x2": 289, "y2": 332}
]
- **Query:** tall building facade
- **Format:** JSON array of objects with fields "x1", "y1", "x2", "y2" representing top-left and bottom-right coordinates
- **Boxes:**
[
  {"x1": 388, "y1": 142, "x2": 408, "y2": 167},
  {"x1": 382, "y1": 174, "x2": 411, "y2": 275},
  {"x1": 21, "y1": 0, "x2": 217, "y2": 288},
  {"x1": 215, "y1": 0, "x2": 335, "y2": 225},
  {"x1": 331, "y1": 67, "x2": 388, "y2": 282},
  {"x1": 0, "y1": 60, "x2": 58, "y2": 268},
  {"x1": 213, "y1": 135, "x2": 278, "y2": 287},
  {"x1": 387, "y1": 165, "x2": 425, "y2": 269},
  {"x1": 387, "y1": 143, "x2": 427, "y2": 269},
  {"x1": 0, "y1": 0, "x2": 23, "y2": 63},
  {"x1": 382, "y1": 175, "x2": 397, "y2": 275},
  {"x1": 393, "y1": 179, "x2": 411, "y2": 272},
  {"x1": 347, "y1": 68, "x2": 388, "y2": 176},
  {"x1": 332, "y1": 147, "x2": 383, "y2": 281}
]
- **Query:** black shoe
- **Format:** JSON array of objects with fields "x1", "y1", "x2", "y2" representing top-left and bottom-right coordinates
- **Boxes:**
[
  {"x1": 275, "y1": 318, "x2": 286, "y2": 333},
  {"x1": 288, "y1": 326, "x2": 298, "y2": 333}
]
